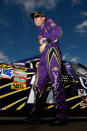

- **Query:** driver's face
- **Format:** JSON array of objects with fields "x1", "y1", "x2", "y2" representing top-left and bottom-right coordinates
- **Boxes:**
[{"x1": 34, "y1": 17, "x2": 44, "y2": 27}]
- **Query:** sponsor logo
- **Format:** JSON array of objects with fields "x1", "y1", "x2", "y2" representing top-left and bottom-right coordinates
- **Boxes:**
[
  {"x1": 11, "y1": 83, "x2": 26, "y2": 90},
  {"x1": 13, "y1": 76, "x2": 26, "y2": 84},
  {"x1": 82, "y1": 96, "x2": 87, "y2": 102},
  {"x1": 52, "y1": 71, "x2": 59, "y2": 89},
  {"x1": 11, "y1": 76, "x2": 27, "y2": 90},
  {"x1": 80, "y1": 96, "x2": 87, "y2": 106},
  {"x1": 52, "y1": 67, "x2": 59, "y2": 71},
  {"x1": 12, "y1": 70, "x2": 27, "y2": 78},
  {"x1": 80, "y1": 102, "x2": 87, "y2": 106},
  {"x1": 52, "y1": 71, "x2": 59, "y2": 99},
  {"x1": 51, "y1": 22, "x2": 56, "y2": 26},
  {"x1": 1, "y1": 69, "x2": 13, "y2": 79},
  {"x1": 78, "y1": 89, "x2": 86, "y2": 96}
]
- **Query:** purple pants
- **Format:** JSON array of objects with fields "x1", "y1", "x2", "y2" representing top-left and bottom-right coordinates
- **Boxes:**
[{"x1": 33, "y1": 45, "x2": 67, "y2": 120}]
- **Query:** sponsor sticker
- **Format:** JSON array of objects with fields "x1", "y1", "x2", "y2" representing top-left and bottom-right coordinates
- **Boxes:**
[
  {"x1": 78, "y1": 89, "x2": 86, "y2": 96},
  {"x1": 80, "y1": 102, "x2": 86, "y2": 106},
  {"x1": 11, "y1": 83, "x2": 26, "y2": 90},
  {"x1": 1, "y1": 68, "x2": 13, "y2": 79},
  {"x1": 11, "y1": 76, "x2": 27, "y2": 90},
  {"x1": 80, "y1": 96, "x2": 87, "y2": 106},
  {"x1": 51, "y1": 22, "x2": 56, "y2": 26},
  {"x1": 52, "y1": 67, "x2": 59, "y2": 71},
  {"x1": 13, "y1": 76, "x2": 27, "y2": 84},
  {"x1": 12, "y1": 70, "x2": 27, "y2": 78}
]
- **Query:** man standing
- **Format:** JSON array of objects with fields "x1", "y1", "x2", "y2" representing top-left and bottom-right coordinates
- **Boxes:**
[{"x1": 29, "y1": 12, "x2": 68, "y2": 125}]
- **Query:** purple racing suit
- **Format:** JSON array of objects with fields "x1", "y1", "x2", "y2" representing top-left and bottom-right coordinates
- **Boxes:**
[{"x1": 33, "y1": 19, "x2": 68, "y2": 120}]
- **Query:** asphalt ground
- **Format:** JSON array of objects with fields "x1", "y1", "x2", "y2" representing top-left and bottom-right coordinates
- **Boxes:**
[{"x1": 0, "y1": 117, "x2": 87, "y2": 131}]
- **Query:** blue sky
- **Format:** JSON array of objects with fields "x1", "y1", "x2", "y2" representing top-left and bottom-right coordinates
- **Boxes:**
[{"x1": 0, "y1": 0, "x2": 87, "y2": 66}]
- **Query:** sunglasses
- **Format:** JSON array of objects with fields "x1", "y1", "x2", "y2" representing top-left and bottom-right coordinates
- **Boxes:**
[{"x1": 34, "y1": 15, "x2": 41, "y2": 18}]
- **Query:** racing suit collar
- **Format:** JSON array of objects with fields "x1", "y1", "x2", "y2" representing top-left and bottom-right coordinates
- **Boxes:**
[{"x1": 39, "y1": 22, "x2": 45, "y2": 30}]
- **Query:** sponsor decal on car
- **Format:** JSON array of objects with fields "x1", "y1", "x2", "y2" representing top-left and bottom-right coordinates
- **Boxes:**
[
  {"x1": 78, "y1": 89, "x2": 86, "y2": 96},
  {"x1": 12, "y1": 70, "x2": 27, "y2": 78},
  {"x1": 11, "y1": 83, "x2": 26, "y2": 90},
  {"x1": 1, "y1": 68, "x2": 13, "y2": 79},
  {"x1": 13, "y1": 76, "x2": 27, "y2": 84},
  {"x1": 11, "y1": 76, "x2": 27, "y2": 90},
  {"x1": 80, "y1": 96, "x2": 87, "y2": 106}
]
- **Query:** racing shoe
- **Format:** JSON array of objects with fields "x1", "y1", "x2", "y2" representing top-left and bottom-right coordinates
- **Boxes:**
[
  {"x1": 25, "y1": 111, "x2": 42, "y2": 125},
  {"x1": 26, "y1": 116, "x2": 41, "y2": 125},
  {"x1": 49, "y1": 118, "x2": 68, "y2": 126}
]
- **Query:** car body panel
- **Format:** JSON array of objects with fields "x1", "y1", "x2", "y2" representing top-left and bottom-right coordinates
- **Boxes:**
[{"x1": 0, "y1": 55, "x2": 87, "y2": 117}]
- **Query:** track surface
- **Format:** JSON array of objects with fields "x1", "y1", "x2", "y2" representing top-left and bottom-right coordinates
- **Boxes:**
[{"x1": 0, "y1": 118, "x2": 87, "y2": 131}]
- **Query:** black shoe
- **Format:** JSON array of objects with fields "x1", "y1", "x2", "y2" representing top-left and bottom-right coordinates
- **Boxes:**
[
  {"x1": 50, "y1": 118, "x2": 68, "y2": 126},
  {"x1": 24, "y1": 113, "x2": 41, "y2": 125},
  {"x1": 24, "y1": 117, "x2": 41, "y2": 125}
]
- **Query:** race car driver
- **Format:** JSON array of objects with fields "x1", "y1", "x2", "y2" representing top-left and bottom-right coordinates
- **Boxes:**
[{"x1": 29, "y1": 12, "x2": 68, "y2": 125}]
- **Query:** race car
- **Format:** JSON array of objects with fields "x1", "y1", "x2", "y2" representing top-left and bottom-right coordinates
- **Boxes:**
[{"x1": 0, "y1": 55, "x2": 87, "y2": 118}]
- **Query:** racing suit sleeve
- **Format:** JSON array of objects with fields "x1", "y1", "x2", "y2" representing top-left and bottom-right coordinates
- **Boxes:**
[{"x1": 46, "y1": 19, "x2": 62, "y2": 42}]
